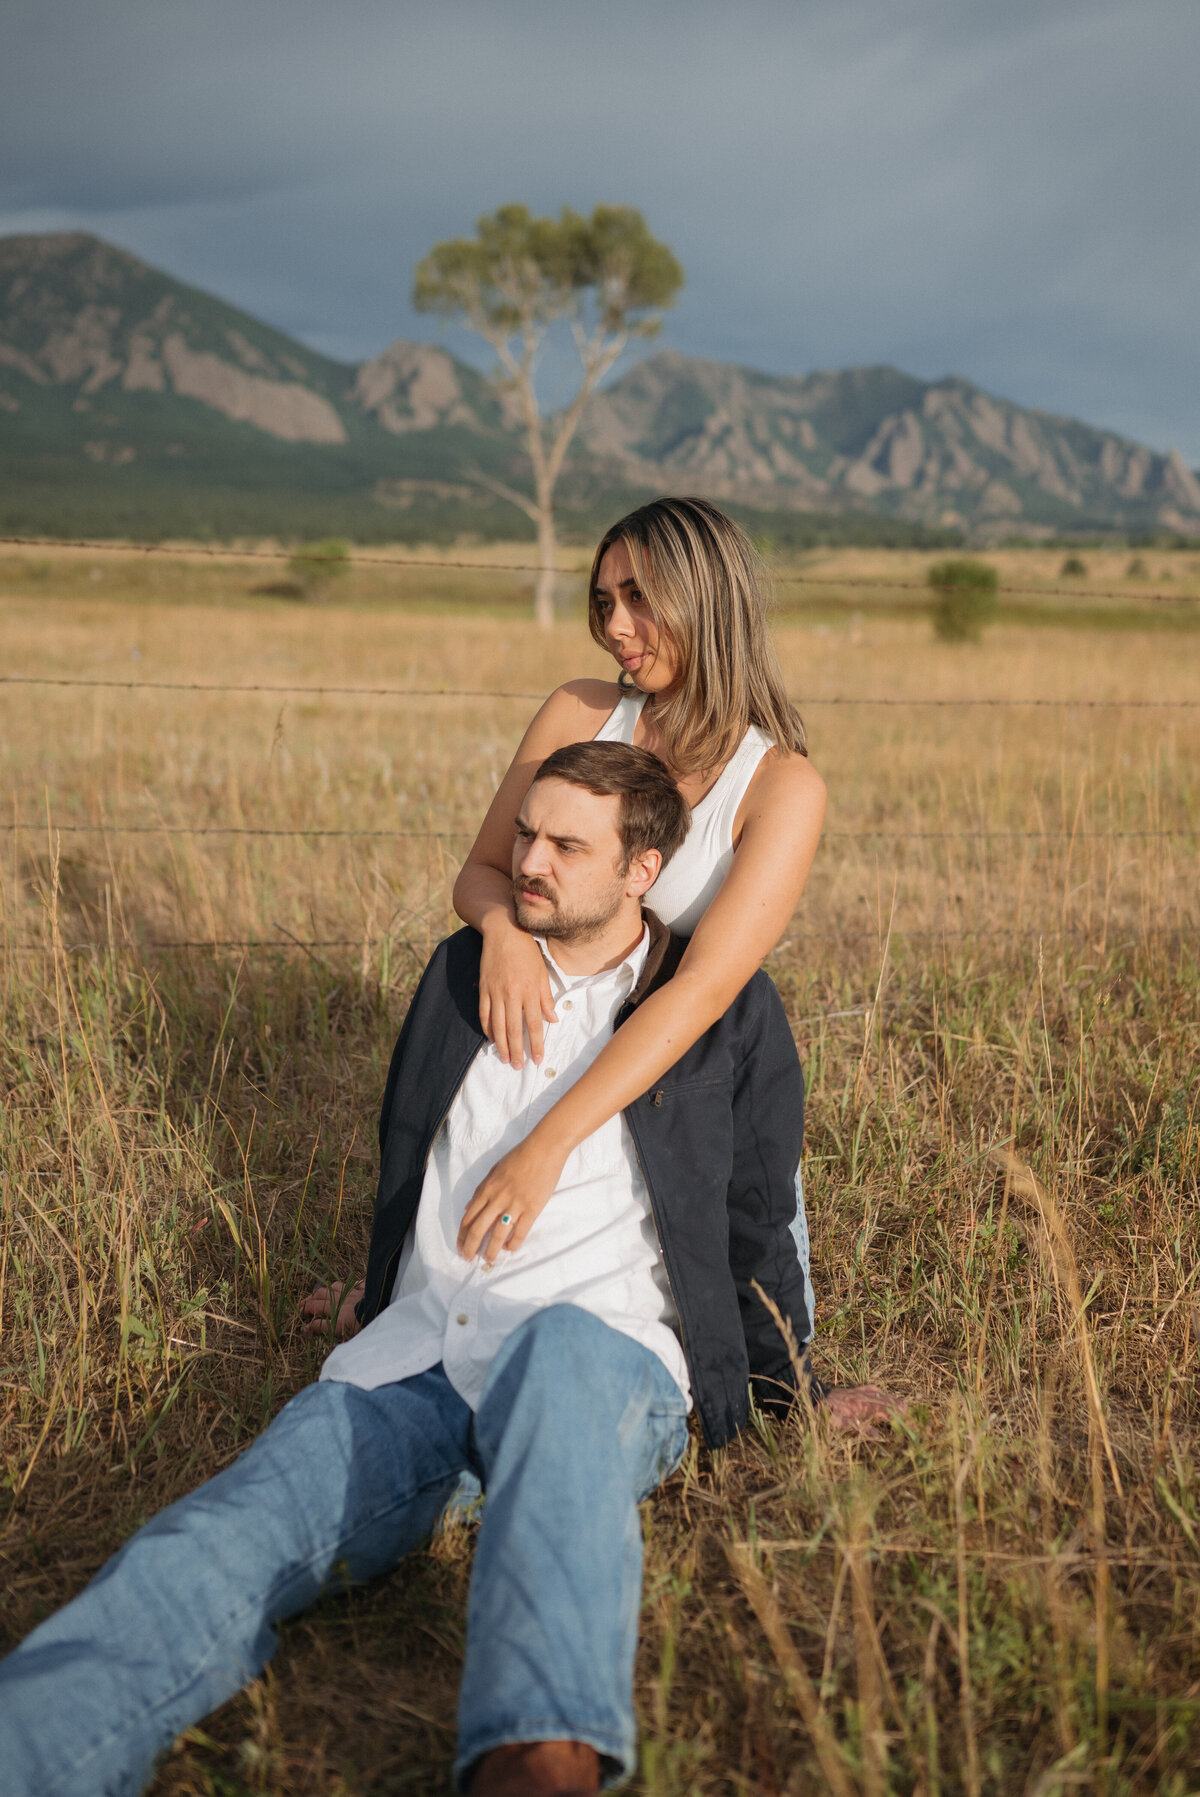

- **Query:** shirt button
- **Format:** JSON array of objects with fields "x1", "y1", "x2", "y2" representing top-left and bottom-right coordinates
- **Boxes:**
[
  {"x1": 456, "y1": 1313, "x2": 469, "y2": 1326},
  {"x1": 562, "y1": 999, "x2": 573, "y2": 1011},
  {"x1": 545, "y1": 1067, "x2": 557, "y2": 1079}
]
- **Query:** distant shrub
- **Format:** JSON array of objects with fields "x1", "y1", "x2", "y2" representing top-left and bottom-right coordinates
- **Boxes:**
[
  {"x1": 287, "y1": 537, "x2": 351, "y2": 598},
  {"x1": 928, "y1": 557, "x2": 998, "y2": 592},
  {"x1": 1060, "y1": 555, "x2": 1087, "y2": 578},
  {"x1": 1126, "y1": 555, "x2": 1149, "y2": 580},
  {"x1": 927, "y1": 558, "x2": 999, "y2": 643},
  {"x1": 251, "y1": 579, "x2": 306, "y2": 599}
]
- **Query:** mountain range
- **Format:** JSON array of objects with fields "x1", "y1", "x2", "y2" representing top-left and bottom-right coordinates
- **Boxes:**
[{"x1": 2, "y1": 231, "x2": 1198, "y2": 543}]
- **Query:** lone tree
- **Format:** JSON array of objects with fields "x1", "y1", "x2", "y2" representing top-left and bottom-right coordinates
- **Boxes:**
[{"x1": 414, "y1": 204, "x2": 683, "y2": 626}]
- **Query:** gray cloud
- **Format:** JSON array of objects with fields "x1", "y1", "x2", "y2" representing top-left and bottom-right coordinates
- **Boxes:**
[{"x1": 3, "y1": 0, "x2": 1198, "y2": 457}]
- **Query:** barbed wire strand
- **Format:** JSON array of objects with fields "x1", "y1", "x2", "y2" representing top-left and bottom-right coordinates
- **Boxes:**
[
  {"x1": 3, "y1": 674, "x2": 1198, "y2": 708},
  {"x1": 3, "y1": 821, "x2": 1197, "y2": 843},
  {"x1": 5, "y1": 923, "x2": 1191, "y2": 955},
  {"x1": 1, "y1": 533, "x2": 1196, "y2": 608},
  {"x1": 1, "y1": 823, "x2": 473, "y2": 839},
  {"x1": 0, "y1": 675, "x2": 541, "y2": 699}
]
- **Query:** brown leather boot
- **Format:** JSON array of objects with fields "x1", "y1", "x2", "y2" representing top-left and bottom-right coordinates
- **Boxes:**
[{"x1": 468, "y1": 1738, "x2": 601, "y2": 1796}]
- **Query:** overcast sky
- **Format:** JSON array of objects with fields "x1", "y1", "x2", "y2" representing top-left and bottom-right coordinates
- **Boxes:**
[{"x1": 3, "y1": 0, "x2": 1198, "y2": 459}]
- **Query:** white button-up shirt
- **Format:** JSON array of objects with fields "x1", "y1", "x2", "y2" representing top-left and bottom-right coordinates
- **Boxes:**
[{"x1": 321, "y1": 926, "x2": 691, "y2": 1408}]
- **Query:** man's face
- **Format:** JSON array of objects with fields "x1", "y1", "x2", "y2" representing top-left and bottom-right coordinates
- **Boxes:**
[{"x1": 512, "y1": 779, "x2": 630, "y2": 943}]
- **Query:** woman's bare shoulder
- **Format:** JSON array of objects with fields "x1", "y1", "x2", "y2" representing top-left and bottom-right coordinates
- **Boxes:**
[
  {"x1": 556, "y1": 676, "x2": 623, "y2": 711},
  {"x1": 540, "y1": 678, "x2": 623, "y2": 730},
  {"x1": 511, "y1": 679, "x2": 623, "y2": 763},
  {"x1": 742, "y1": 744, "x2": 827, "y2": 820}
]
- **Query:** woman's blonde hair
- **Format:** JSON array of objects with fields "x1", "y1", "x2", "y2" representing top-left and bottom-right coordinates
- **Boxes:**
[{"x1": 587, "y1": 496, "x2": 807, "y2": 775}]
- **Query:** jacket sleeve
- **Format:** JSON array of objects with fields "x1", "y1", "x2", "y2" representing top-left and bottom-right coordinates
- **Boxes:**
[
  {"x1": 725, "y1": 973, "x2": 825, "y2": 1414},
  {"x1": 355, "y1": 937, "x2": 454, "y2": 1325},
  {"x1": 375, "y1": 940, "x2": 445, "y2": 1159}
]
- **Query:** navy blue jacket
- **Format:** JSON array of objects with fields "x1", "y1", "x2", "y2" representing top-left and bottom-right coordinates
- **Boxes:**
[{"x1": 358, "y1": 911, "x2": 816, "y2": 1448}]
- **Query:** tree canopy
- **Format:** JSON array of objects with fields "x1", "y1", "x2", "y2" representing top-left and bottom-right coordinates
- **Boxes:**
[{"x1": 413, "y1": 203, "x2": 682, "y2": 346}]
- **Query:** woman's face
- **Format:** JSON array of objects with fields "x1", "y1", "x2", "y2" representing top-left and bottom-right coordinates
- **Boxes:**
[{"x1": 593, "y1": 540, "x2": 679, "y2": 694}]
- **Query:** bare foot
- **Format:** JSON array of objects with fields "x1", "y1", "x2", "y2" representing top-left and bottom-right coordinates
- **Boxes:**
[
  {"x1": 470, "y1": 1740, "x2": 600, "y2": 1796},
  {"x1": 820, "y1": 1384, "x2": 908, "y2": 1438},
  {"x1": 300, "y1": 1280, "x2": 365, "y2": 1339}
]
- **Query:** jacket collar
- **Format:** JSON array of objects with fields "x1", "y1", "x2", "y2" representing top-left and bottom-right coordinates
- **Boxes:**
[{"x1": 626, "y1": 907, "x2": 685, "y2": 1009}]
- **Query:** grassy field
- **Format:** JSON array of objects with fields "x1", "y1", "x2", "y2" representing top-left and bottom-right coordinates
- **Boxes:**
[{"x1": 1, "y1": 544, "x2": 1198, "y2": 1795}]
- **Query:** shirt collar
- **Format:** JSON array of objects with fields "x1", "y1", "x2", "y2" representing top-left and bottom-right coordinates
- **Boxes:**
[{"x1": 535, "y1": 921, "x2": 650, "y2": 998}]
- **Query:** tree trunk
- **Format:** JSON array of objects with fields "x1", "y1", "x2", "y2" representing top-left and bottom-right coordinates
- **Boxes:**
[{"x1": 534, "y1": 510, "x2": 557, "y2": 630}]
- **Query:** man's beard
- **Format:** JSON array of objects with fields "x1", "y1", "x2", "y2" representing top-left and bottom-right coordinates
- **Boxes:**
[{"x1": 513, "y1": 873, "x2": 626, "y2": 944}]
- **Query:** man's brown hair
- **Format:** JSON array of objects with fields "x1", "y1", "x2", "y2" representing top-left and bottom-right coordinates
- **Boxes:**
[{"x1": 532, "y1": 742, "x2": 690, "y2": 872}]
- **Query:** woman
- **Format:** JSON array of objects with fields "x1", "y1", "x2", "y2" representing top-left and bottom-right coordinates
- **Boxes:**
[{"x1": 453, "y1": 497, "x2": 824, "y2": 1315}]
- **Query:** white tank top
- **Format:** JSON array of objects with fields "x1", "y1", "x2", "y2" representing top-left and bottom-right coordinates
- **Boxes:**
[{"x1": 593, "y1": 690, "x2": 772, "y2": 936}]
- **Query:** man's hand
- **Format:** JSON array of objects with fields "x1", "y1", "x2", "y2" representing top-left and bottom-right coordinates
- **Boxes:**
[
  {"x1": 819, "y1": 1384, "x2": 908, "y2": 1439},
  {"x1": 457, "y1": 1133, "x2": 567, "y2": 1264},
  {"x1": 301, "y1": 1280, "x2": 365, "y2": 1339}
]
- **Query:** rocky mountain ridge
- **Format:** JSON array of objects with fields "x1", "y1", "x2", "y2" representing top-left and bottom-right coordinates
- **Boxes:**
[
  {"x1": 2, "y1": 231, "x2": 1197, "y2": 538},
  {"x1": 579, "y1": 353, "x2": 1200, "y2": 534},
  {"x1": 0, "y1": 232, "x2": 350, "y2": 441}
]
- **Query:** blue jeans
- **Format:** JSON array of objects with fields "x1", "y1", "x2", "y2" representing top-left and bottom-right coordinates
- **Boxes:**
[
  {"x1": 0, "y1": 1306, "x2": 690, "y2": 1797},
  {"x1": 444, "y1": 1170, "x2": 814, "y2": 1525},
  {"x1": 445, "y1": 1171, "x2": 813, "y2": 1526}
]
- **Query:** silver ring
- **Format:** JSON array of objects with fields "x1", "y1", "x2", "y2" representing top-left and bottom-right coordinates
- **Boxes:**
[{"x1": 500, "y1": 1213, "x2": 512, "y2": 1226}]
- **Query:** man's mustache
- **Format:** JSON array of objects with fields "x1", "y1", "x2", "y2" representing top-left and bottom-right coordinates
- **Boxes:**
[{"x1": 514, "y1": 875, "x2": 557, "y2": 903}]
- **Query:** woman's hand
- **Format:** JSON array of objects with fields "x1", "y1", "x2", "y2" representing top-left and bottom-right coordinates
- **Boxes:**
[
  {"x1": 479, "y1": 920, "x2": 557, "y2": 1068},
  {"x1": 457, "y1": 1131, "x2": 568, "y2": 1264}
]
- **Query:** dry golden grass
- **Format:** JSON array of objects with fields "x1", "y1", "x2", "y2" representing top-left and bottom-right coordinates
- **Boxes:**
[{"x1": 1, "y1": 545, "x2": 1198, "y2": 1795}]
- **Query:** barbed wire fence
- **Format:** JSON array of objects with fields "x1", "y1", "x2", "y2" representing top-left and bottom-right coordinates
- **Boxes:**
[
  {"x1": 3, "y1": 675, "x2": 1200, "y2": 706},
  {"x1": 6, "y1": 928, "x2": 1194, "y2": 955},
  {"x1": 2, "y1": 531, "x2": 1199, "y2": 607},
  {"x1": 2, "y1": 821, "x2": 1196, "y2": 841},
  {"x1": 3, "y1": 536, "x2": 1197, "y2": 956}
]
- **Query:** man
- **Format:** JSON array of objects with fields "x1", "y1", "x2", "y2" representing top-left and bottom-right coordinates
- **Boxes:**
[{"x1": 0, "y1": 742, "x2": 868, "y2": 1797}]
